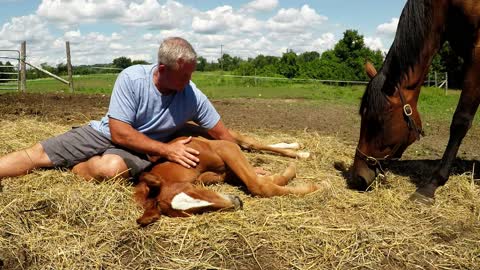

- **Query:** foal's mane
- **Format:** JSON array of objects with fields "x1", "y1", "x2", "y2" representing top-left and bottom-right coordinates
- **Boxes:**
[{"x1": 360, "y1": 0, "x2": 434, "y2": 118}]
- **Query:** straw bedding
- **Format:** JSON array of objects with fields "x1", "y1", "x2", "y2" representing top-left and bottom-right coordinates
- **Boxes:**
[{"x1": 1, "y1": 118, "x2": 479, "y2": 269}]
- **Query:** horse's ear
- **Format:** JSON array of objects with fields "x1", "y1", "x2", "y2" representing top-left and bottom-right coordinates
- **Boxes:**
[{"x1": 365, "y1": 61, "x2": 377, "y2": 79}]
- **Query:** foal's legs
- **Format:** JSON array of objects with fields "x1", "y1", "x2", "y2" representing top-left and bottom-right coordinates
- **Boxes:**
[
  {"x1": 175, "y1": 122, "x2": 310, "y2": 159},
  {"x1": 214, "y1": 141, "x2": 320, "y2": 197},
  {"x1": 264, "y1": 162, "x2": 297, "y2": 186},
  {"x1": 413, "y1": 44, "x2": 480, "y2": 200},
  {"x1": 196, "y1": 171, "x2": 226, "y2": 185},
  {"x1": 156, "y1": 183, "x2": 242, "y2": 218},
  {"x1": 228, "y1": 130, "x2": 310, "y2": 159}
]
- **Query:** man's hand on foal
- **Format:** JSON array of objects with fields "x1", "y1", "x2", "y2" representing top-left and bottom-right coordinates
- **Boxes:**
[{"x1": 165, "y1": 136, "x2": 200, "y2": 169}]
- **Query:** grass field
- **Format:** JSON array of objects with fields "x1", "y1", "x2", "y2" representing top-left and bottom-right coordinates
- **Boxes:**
[{"x1": 3, "y1": 72, "x2": 465, "y2": 123}]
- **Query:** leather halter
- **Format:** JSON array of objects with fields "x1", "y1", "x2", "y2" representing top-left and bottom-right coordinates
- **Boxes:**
[{"x1": 356, "y1": 88, "x2": 423, "y2": 175}]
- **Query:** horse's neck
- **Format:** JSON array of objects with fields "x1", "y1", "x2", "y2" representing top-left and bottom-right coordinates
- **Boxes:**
[{"x1": 395, "y1": 2, "x2": 449, "y2": 100}]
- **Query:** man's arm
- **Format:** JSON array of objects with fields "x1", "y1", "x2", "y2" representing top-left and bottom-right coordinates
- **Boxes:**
[
  {"x1": 109, "y1": 118, "x2": 200, "y2": 168},
  {"x1": 207, "y1": 120, "x2": 236, "y2": 142}
]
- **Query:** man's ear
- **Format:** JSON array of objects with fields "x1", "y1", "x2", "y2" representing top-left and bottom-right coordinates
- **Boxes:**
[
  {"x1": 365, "y1": 61, "x2": 378, "y2": 79},
  {"x1": 158, "y1": 64, "x2": 167, "y2": 72}
]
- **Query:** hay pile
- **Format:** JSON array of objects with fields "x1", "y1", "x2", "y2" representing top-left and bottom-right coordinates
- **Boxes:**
[{"x1": 1, "y1": 118, "x2": 479, "y2": 269}]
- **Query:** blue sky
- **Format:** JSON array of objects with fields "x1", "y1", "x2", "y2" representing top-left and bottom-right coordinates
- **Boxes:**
[{"x1": 0, "y1": 0, "x2": 406, "y2": 65}]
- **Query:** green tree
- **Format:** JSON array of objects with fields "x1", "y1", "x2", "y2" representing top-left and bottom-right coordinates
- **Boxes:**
[
  {"x1": 234, "y1": 61, "x2": 255, "y2": 76},
  {"x1": 197, "y1": 56, "x2": 207, "y2": 71},
  {"x1": 431, "y1": 41, "x2": 463, "y2": 89},
  {"x1": 331, "y1": 29, "x2": 383, "y2": 80},
  {"x1": 218, "y1": 53, "x2": 241, "y2": 71},
  {"x1": 112, "y1": 56, "x2": 132, "y2": 69},
  {"x1": 56, "y1": 63, "x2": 68, "y2": 75},
  {"x1": 298, "y1": 51, "x2": 320, "y2": 63},
  {"x1": 278, "y1": 50, "x2": 298, "y2": 78},
  {"x1": 132, "y1": 60, "x2": 150, "y2": 65}
]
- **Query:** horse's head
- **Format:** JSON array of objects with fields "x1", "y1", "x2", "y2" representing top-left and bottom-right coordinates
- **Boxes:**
[{"x1": 350, "y1": 62, "x2": 423, "y2": 190}]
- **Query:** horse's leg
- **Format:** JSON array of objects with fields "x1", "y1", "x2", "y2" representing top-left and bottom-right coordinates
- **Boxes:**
[
  {"x1": 229, "y1": 130, "x2": 311, "y2": 159},
  {"x1": 412, "y1": 45, "x2": 480, "y2": 201},
  {"x1": 214, "y1": 141, "x2": 321, "y2": 197},
  {"x1": 262, "y1": 162, "x2": 296, "y2": 186},
  {"x1": 175, "y1": 122, "x2": 310, "y2": 159},
  {"x1": 159, "y1": 183, "x2": 243, "y2": 217},
  {"x1": 196, "y1": 171, "x2": 226, "y2": 185}
]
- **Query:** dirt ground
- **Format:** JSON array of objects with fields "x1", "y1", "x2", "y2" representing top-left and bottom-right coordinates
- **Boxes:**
[{"x1": 1, "y1": 92, "x2": 479, "y2": 162}]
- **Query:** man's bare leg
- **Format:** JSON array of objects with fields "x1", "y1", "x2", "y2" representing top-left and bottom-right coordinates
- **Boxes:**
[
  {"x1": 0, "y1": 143, "x2": 53, "y2": 179},
  {"x1": 72, "y1": 154, "x2": 130, "y2": 181}
]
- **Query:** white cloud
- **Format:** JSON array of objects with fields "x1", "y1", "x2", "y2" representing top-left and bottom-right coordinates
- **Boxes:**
[
  {"x1": 192, "y1": 6, "x2": 261, "y2": 34},
  {"x1": 376, "y1": 18, "x2": 399, "y2": 36},
  {"x1": 243, "y1": 0, "x2": 278, "y2": 12},
  {"x1": 36, "y1": 0, "x2": 193, "y2": 29},
  {"x1": 0, "y1": 1, "x2": 355, "y2": 65},
  {"x1": 143, "y1": 33, "x2": 155, "y2": 41},
  {"x1": 119, "y1": 0, "x2": 193, "y2": 29},
  {"x1": 266, "y1": 5, "x2": 327, "y2": 33},
  {"x1": 64, "y1": 30, "x2": 81, "y2": 40},
  {"x1": 36, "y1": 0, "x2": 125, "y2": 25},
  {"x1": 0, "y1": 15, "x2": 52, "y2": 42},
  {"x1": 312, "y1": 33, "x2": 336, "y2": 52},
  {"x1": 109, "y1": 43, "x2": 131, "y2": 50},
  {"x1": 365, "y1": 37, "x2": 385, "y2": 52}
]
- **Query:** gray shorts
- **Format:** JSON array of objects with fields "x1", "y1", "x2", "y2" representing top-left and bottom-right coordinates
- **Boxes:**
[{"x1": 40, "y1": 125, "x2": 152, "y2": 177}]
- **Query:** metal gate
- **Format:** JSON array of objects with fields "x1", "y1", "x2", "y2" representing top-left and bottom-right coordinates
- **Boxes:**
[{"x1": 0, "y1": 49, "x2": 20, "y2": 91}]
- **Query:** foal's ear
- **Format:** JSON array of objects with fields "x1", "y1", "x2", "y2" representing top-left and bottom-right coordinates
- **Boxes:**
[{"x1": 365, "y1": 61, "x2": 377, "y2": 79}]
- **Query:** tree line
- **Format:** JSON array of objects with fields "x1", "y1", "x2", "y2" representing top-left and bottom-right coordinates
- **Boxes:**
[
  {"x1": 3, "y1": 29, "x2": 462, "y2": 88},
  {"x1": 0, "y1": 61, "x2": 16, "y2": 81}
]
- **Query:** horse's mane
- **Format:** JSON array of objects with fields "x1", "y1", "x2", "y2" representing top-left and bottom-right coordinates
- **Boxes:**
[{"x1": 360, "y1": 0, "x2": 434, "y2": 118}]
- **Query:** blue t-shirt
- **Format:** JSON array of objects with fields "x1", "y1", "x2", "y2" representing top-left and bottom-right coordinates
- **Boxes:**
[{"x1": 90, "y1": 64, "x2": 220, "y2": 142}]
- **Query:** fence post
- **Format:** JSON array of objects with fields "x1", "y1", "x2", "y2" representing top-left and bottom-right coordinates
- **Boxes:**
[
  {"x1": 20, "y1": 41, "x2": 26, "y2": 92},
  {"x1": 445, "y1": 72, "x2": 448, "y2": 95},
  {"x1": 66, "y1": 41, "x2": 74, "y2": 92},
  {"x1": 434, "y1": 71, "x2": 438, "y2": 87}
]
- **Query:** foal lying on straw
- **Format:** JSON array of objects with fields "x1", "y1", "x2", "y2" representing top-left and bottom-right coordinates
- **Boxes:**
[{"x1": 135, "y1": 136, "x2": 326, "y2": 226}]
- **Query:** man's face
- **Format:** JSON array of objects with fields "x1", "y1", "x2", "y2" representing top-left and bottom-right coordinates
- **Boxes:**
[{"x1": 160, "y1": 60, "x2": 196, "y2": 93}]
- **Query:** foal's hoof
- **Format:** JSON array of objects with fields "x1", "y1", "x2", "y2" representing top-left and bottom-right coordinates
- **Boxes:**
[
  {"x1": 225, "y1": 195, "x2": 243, "y2": 210},
  {"x1": 296, "y1": 151, "x2": 311, "y2": 159},
  {"x1": 409, "y1": 191, "x2": 435, "y2": 205}
]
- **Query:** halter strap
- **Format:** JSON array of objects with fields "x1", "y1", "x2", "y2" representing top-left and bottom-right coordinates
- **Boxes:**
[{"x1": 397, "y1": 87, "x2": 423, "y2": 140}]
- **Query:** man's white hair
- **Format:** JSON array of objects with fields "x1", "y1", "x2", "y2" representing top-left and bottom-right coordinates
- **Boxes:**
[{"x1": 158, "y1": 37, "x2": 197, "y2": 69}]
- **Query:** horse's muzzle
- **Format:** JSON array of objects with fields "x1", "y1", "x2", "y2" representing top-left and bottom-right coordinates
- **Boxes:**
[{"x1": 349, "y1": 159, "x2": 377, "y2": 191}]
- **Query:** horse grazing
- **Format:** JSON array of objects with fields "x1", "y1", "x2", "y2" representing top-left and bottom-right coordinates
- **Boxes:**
[
  {"x1": 135, "y1": 137, "x2": 326, "y2": 226},
  {"x1": 351, "y1": 0, "x2": 480, "y2": 203}
]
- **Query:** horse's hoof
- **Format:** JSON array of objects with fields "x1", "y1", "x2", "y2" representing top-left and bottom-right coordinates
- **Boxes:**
[
  {"x1": 225, "y1": 195, "x2": 243, "y2": 210},
  {"x1": 408, "y1": 191, "x2": 435, "y2": 205},
  {"x1": 297, "y1": 151, "x2": 311, "y2": 159}
]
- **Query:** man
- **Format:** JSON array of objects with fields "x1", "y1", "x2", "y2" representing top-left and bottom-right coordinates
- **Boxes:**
[{"x1": 0, "y1": 37, "x2": 235, "y2": 182}]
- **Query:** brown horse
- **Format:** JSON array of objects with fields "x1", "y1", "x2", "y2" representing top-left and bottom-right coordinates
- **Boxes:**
[
  {"x1": 351, "y1": 0, "x2": 480, "y2": 203},
  {"x1": 135, "y1": 137, "x2": 326, "y2": 226}
]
